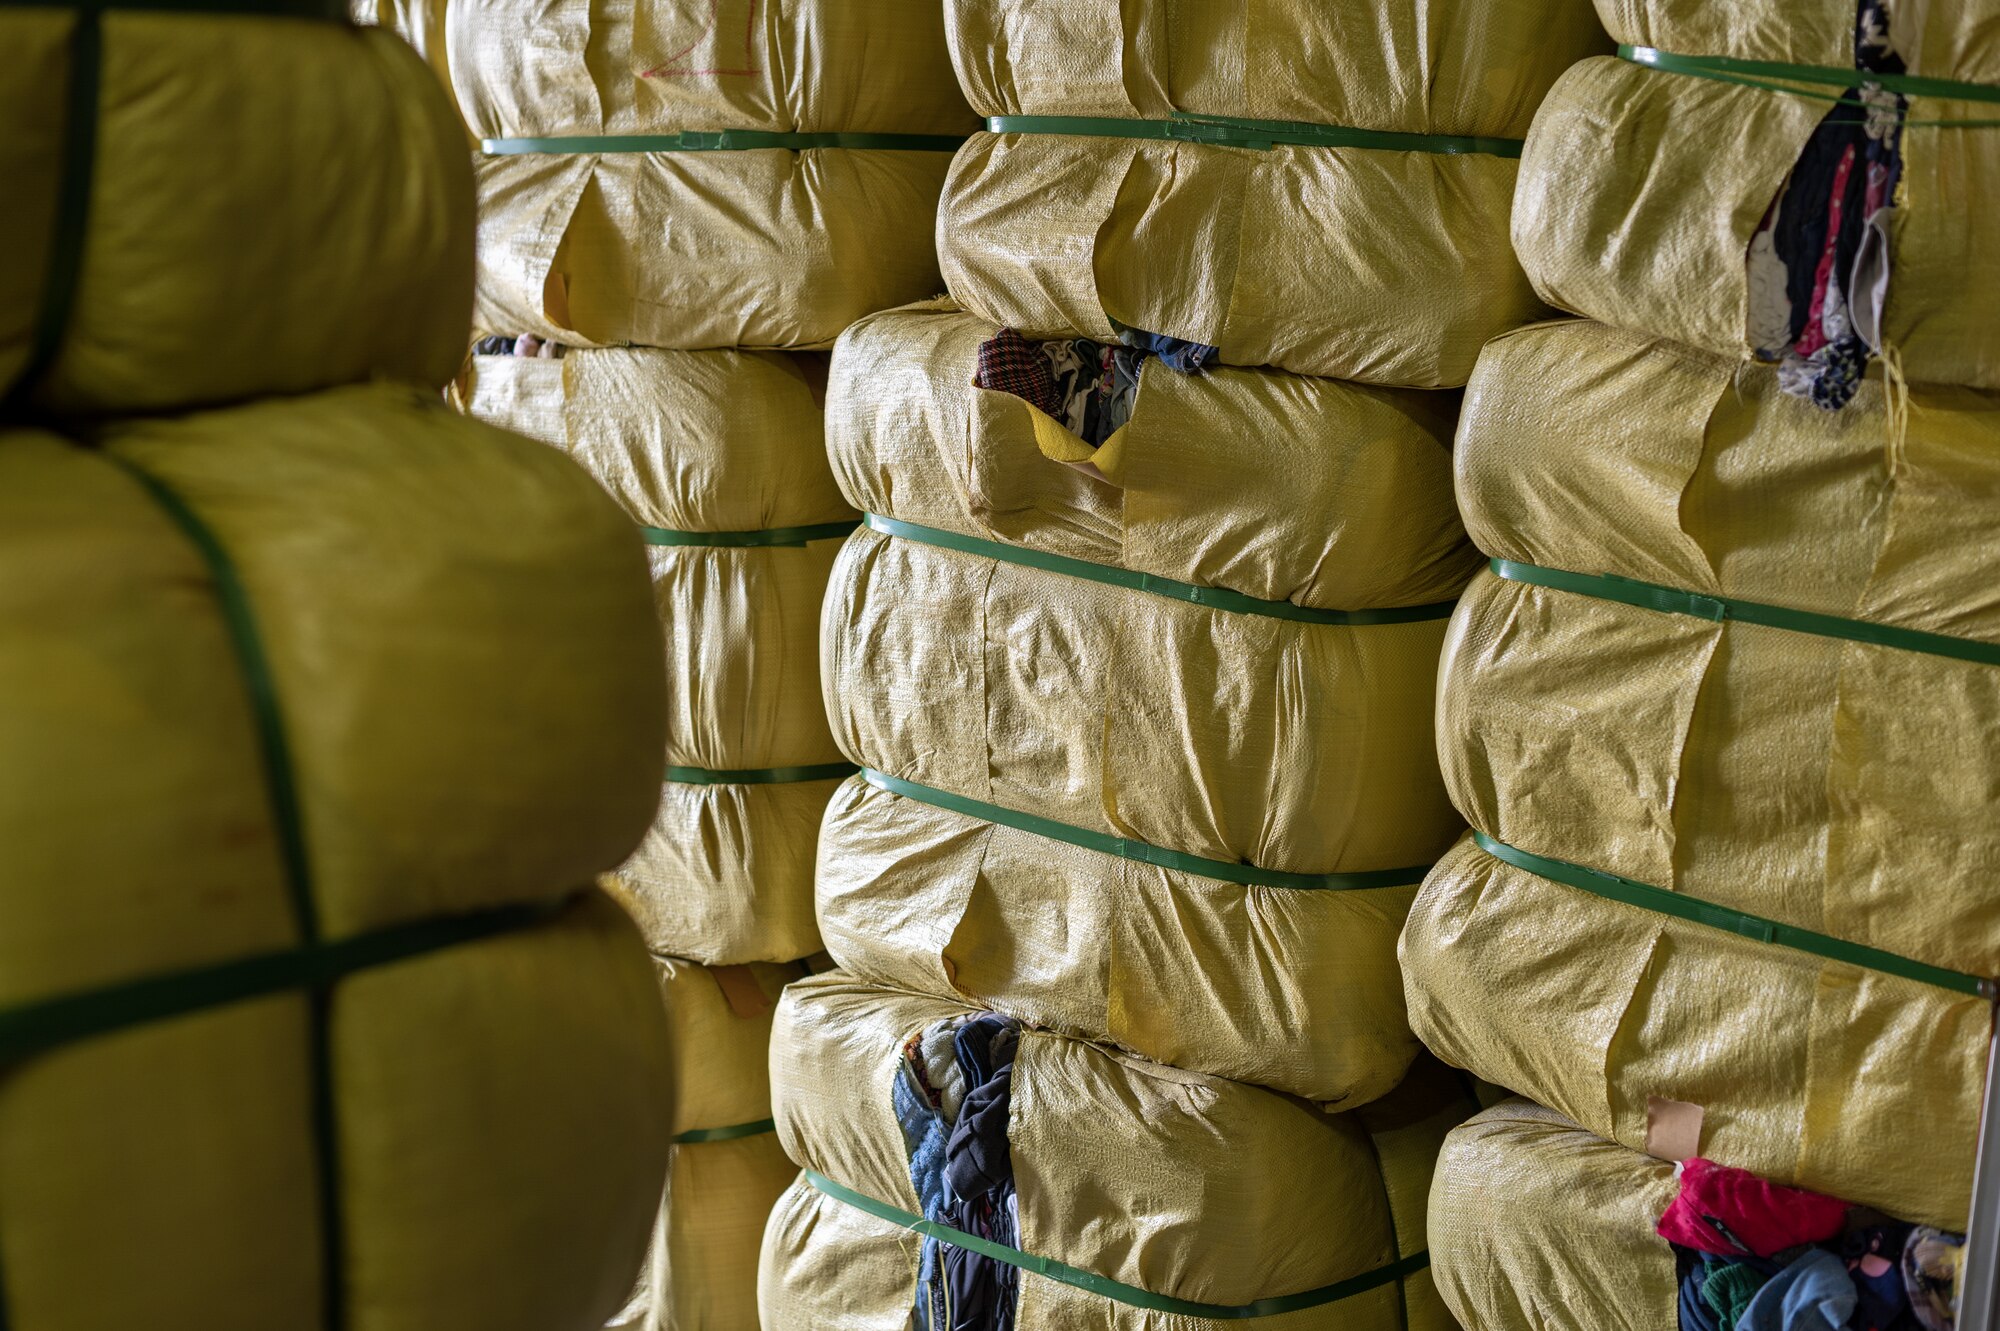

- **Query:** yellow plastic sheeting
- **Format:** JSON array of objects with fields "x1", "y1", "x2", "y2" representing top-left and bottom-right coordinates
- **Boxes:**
[
  {"x1": 1515, "y1": 57, "x2": 2000, "y2": 390},
  {"x1": 0, "y1": 398, "x2": 677, "y2": 1327},
  {"x1": 651, "y1": 957, "x2": 796, "y2": 1139},
  {"x1": 474, "y1": 147, "x2": 954, "y2": 351},
  {"x1": 3, "y1": 890, "x2": 673, "y2": 1331},
  {"x1": 1430, "y1": 1100, "x2": 1678, "y2": 1331},
  {"x1": 0, "y1": 13, "x2": 471, "y2": 417},
  {"x1": 459, "y1": 350, "x2": 849, "y2": 964},
  {"x1": 814, "y1": 775, "x2": 1421, "y2": 1108},
  {"x1": 448, "y1": 0, "x2": 973, "y2": 140},
  {"x1": 0, "y1": 385, "x2": 663, "y2": 975},
  {"x1": 828, "y1": 303, "x2": 1475, "y2": 611},
  {"x1": 604, "y1": 959, "x2": 799, "y2": 1331},
  {"x1": 823, "y1": 527, "x2": 1461, "y2": 876},
  {"x1": 948, "y1": 0, "x2": 1607, "y2": 136},
  {"x1": 350, "y1": 0, "x2": 459, "y2": 118},
  {"x1": 1400, "y1": 321, "x2": 2000, "y2": 1227},
  {"x1": 940, "y1": 133, "x2": 1542, "y2": 386},
  {"x1": 614, "y1": 1134, "x2": 800, "y2": 1331},
  {"x1": 1591, "y1": 0, "x2": 2000, "y2": 82},
  {"x1": 763, "y1": 973, "x2": 1468, "y2": 1329}
]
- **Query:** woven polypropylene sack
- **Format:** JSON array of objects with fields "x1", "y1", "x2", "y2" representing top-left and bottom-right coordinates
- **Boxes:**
[
  {"x1": 948, "y1": 0, "x2": 1606, "y2": 135},
  {"x1": 1514, "y1": 56, "x2": 2000, "y2": 390},
  {"x1": 603, "y1": 958, "x2": 801, "y2": 1331},
  {"x1": 828, "y1": 303, "x2": 1475, "y2": 610},
  {"x1": 613, "y1": 1135, "x2": 800, "y2": 1331},
  {"x1": 1429, "y1": 1100, "x2": 1679, "y2": 1331},
  {"x1": 0, "y1": 11, "x2": 471, "y2": 417},
  {"x1": 460, "y1": 0, "x2": 972, "y2": 351},
  {"x1": 813, "y1": 302, "x2": 1471, "y2": 1105},
  {"x1": 1592, "y1": 0, "x2": 2000, "y2": 79},
  {"x1": 1399, "y1": 319, "x2": 2000, "y2": 1227},
  {"x1": 448, "y1": 0, "x2": 973, "y2": 141},
  {"x1": 475, "y1": 148, "x2": 955, "y2": 351},
  {"x1": 823, "y1": 528, "x2": 1461, "y2": 877},
  {"x1": 0, "y1": 398, "x2": 676, "y2": 1329},
  {"x1": 939, "y1": 132, "x2": 1539, "y2": 387},
  {"x1": 350, "y1": 0, "x2": 458, "y2": 116},
  {"x1": 761, "y1": 974, "x2": 1467, "y2": 1330},
  {"x1": 459, "y1": 349, "x2": 848, "y2": 964}
]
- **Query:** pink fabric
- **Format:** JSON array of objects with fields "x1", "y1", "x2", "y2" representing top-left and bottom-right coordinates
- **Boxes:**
[{"x1": 1656, "y1": 1159, "x2": 1850, "y2": 1258}]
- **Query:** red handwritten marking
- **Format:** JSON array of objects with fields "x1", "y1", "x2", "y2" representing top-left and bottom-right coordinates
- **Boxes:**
[{"x1": 641, "y1": 0, "x2": 760, "y2": 77}]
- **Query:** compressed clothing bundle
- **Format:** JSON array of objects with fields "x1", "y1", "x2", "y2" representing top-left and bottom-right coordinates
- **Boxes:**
[
  {"x1": 458, "y1": 347, "x2": 851, "y2": 964},
  {"x1": 2, "y1": 3, "x2": 472, "y2": 417},
  {"x1": 1431, "y1": 1100, "x2": 1968, "y2": 1331},
  {"x1": 812, "y1": 302, "x2": 1470, "y2": 1105},
  {"x1": 760, "y1": 974, "x2": 1470, "y2": 1330},
  {"x1": 462, "y1": 0, "x2": 974, "y2": 349},
  {"x1": 1515, "y1": 30, "x2": 2000, "y2": 395},
  {"x1": 1428, "y1": 1100, "x2": 1685, "y2": 1331},
  {"x1": 935, "y1": 0, "x2": 1607, "y2": 385},
  {"x1": 1590, "y1": 0, "x2": 2000, "y2": 80},
  {"x1": 0, "y1": 384, "x2": 677, "y2": 1329},
  {"x1": 1399, "y1": 319, "x2": 2000, "y2": 1228},
  {"x1": 457, "y1": 347, "x2": 848, "y2": 949},
  {"x1": 605, "y1": 959, "x2": 804, "y2": 1331}
]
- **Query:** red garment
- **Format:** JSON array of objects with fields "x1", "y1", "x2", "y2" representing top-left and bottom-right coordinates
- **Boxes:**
[
  {"x1": 971, "y1": 328, "x2": 1062, "y2": 416},
  {"x1": 1792, "y1": 144, "x2": 1857, "y2": 359},
  {"x1": 1656, "y1": 1159, "x2": 1849, "y2": 1258}
]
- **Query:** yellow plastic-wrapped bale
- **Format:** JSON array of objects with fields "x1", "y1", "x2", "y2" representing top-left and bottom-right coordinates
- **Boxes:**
[
  {"x1": 948, "y1": 0, "x2": 1603, "y2": 134},
  {"x1": 0, "y1": 385, "x2": 674, "y2": 1330},
  {"x1": 1, "y1": 3, "x2": 471, "y2": 417},
  {"x1": 1513, "y1": 55, "x2": 2000, "y2": 391},
  {"x1": 1399, "y1": 319, "x2": 2000, "y2": 1228},
  {"x1": 608, "y1": 959, "x2": 806, "y2": 1331},
  {"x1": 349, "y1": 0, "x2": 458, "y2": 121},
  {"x1": 935, "y1": 0, "x2": 1606, "y2": 385},
  {"x1": 459, "y1": 348, "x2": 852, "y2": 964},
  {"x1": 760, "y1": 974, "x2": 1469, "y2": 1331},
  {"x1": 1429, "y1": 1100, "x2": 1679, "y2": 1331},
  {"x1": 810, "y1": 302, "x2": 1471, "y2": 1105},
  {"x1": 460, "y1": 0, "x2": 974, "y2": 349},
  {"x1": 1591, "y1": 0, "x2": 2000, "y2": 80}
]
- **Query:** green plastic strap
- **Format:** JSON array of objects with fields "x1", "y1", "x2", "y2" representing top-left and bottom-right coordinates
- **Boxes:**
[
  {"x1": 667, "y1": 761, "x2": 856, "y2": 786},
  {"x1": 671, "y1": 1118, "x2": 777, "y2": 1144},
  {"x1": 104, "y1": 457, "x2": 348, "y2": 1328},
  {"x1": 1619, "y1": 45, "x2": 2000, "y2": 125},
  {"x1": 0, "y1": 0, "x2": 346, "y2": 415},
  {"x1": 1473, "y1": 831, "x2": 1993, "y2": 998},
  {"x1": 640, "y1": 519, "x2": 858, "y2": 549},
  {"x1": 1621, "y1": 44, "x2": 2000, "y2": 106},
  {"x1": 985, "y1": 112, "x2": 1524, "y2": 158},
  {"x1": 482, "y1": 131, "x2": 968, "y2": 155},
  {"x1": 805, "y1": 1171, "x2": 1427, "y2": 1319},
  {"x1": 864, "y1": 769, "x2": 1428, "y2": 893},
  {"x1": 0, "y1": 899, "x2": 565, "y2": 1065},
  {"x1": 1490, "y1": 558, "x2": 2000, "y2": 668},
  {"x1": 865, "y1": 514, "x2": 1456, "y2": 626}
]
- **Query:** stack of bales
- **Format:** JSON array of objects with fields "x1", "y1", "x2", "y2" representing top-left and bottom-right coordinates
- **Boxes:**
[
  {"x1": 761, "y1": 2, "x2": 1607, "y2": 1326},
  {"x1": 0, "y1": 4, "x2": 675, "y2": 1329},
  {"x1": 1404, "y1": 4, "x2": 2000, "y2": 1326},
  {"x1": 439, "y1": 3, "x2": 977, "y2": 1325}
]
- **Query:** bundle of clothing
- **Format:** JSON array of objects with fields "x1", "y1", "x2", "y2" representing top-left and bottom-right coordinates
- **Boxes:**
[
  {"x1": 970, "y1": 325, "x2": 1217, "y2": 448},
  {"x1": 1664, "y1": 1158, "x2": 1964, "y2": 1331},
  {"x1": 894, "y1": 1013, "x2": 1023, "y2": 1331},
  {"x1": 472, "y1": 333, "x2": 568, "y2": 359},
  {"x1": 1745, "y1": 0, "x2": 1907, "y2": 411}
]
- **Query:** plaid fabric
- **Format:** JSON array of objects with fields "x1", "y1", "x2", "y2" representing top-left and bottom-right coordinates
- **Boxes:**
[{"x1": 972, "y1": 328, "x2": 1063, "y2": 415}]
